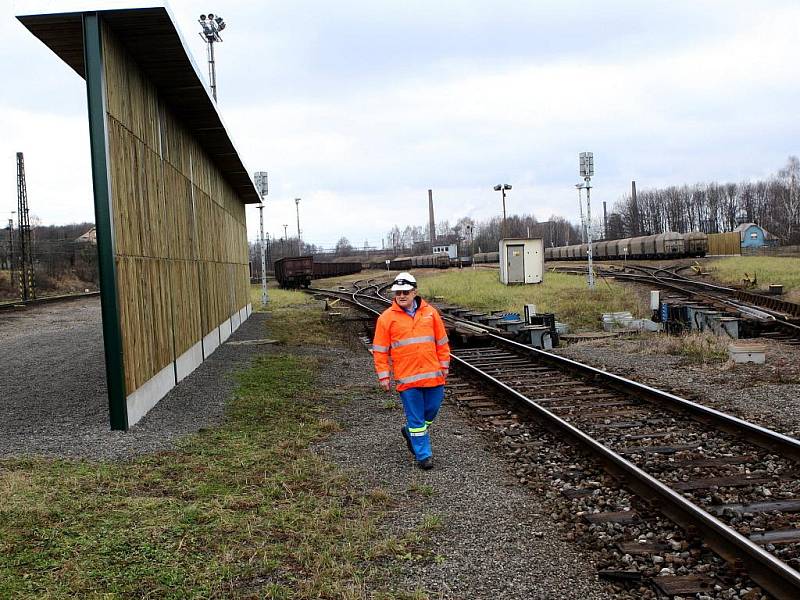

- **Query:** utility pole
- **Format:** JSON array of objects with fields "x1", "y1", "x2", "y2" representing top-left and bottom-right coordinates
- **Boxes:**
[
  {"x1": 603, "y1": 201, "x2": 608, "y2": 240},
  {"x1": 16, "y1": 153, "x2": 35, "y2": 301},
  {"x1": 283, "y1": 224, "x2": 288, "y2": 241},
  {"x1": 6, "y1": 218, "x2": 14, "y2": 283},
  {"x1": 254, "y1": 171, "x2": 268, "y2": 306},
  {"x1": 198, "y1": 13, "x2": 226, "y2": 101},
  {"x1": 579, "y1": 152, "x2": 595, "y2": 290},
  {"x1": 295, "y1": 198, "x2": 302, "y2": 256},
  {"x1": 428, "y1": 189, "x2": 436, "y2": 251}
]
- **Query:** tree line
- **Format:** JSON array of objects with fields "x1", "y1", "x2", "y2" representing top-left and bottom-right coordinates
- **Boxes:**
[
  {"x1": 374, "y1": 155, "x2": 800, "y2": 256},
  {"x1": 611, "y1": 156, "x2": 800, "y2": 243},
  {"x1": 383, "y1": 214, "x2": 583, "y2": 256},
  {"x1": 1, "y1": 221, "x2": 98, "y2": 299}
]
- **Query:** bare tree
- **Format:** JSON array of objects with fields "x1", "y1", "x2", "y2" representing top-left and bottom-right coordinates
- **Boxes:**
[{"x1": 778, "y1": 156, "x2": 800, "y2": 242}]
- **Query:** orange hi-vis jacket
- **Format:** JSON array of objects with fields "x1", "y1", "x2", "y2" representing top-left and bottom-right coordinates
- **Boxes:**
[{"x1": 372, "y1": 297, "x2": 451, "y2": 391}]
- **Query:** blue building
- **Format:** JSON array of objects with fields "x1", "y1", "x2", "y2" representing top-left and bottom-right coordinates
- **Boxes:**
[{"x1": 734, "y1": 222, "x2": 777, "y2": 248}]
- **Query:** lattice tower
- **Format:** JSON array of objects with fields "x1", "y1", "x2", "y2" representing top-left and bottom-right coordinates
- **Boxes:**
[{"x1": 16, "y1": 152, "x2": 35, "y2": 301}]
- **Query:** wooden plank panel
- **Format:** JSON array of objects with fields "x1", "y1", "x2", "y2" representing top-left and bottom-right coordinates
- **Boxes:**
[
  {"x1": 116, "y1": 256, "x2": 173, "y2": 394},
  {"x1": 102, "y1": 23, "x2": 131, "y2": 129},
  {"x1": 102, "y1": 20, "x2": 250, "y2": 407},
  {"x1": 107, "y1": 118, "x2": 139, "y2": 256},
  {"x1": 169, "y1": 259, "x2": 201, "y2": 355},
  {"x1": 163, "y1": 163, "x2": 194, "y2": 260},
  {"x1": 708, "y1": 232, "x2": 741, "y2": 255}
]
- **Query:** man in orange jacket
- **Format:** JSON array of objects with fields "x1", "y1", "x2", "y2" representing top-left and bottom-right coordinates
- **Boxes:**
[{"x1": 373, "y1": 272, "x2": 450, "y2": 470}]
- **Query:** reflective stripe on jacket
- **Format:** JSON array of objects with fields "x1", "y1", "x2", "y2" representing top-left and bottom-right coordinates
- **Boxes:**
[{"x1": 372, "y1": 297, "x2": 450, "y2": 391}]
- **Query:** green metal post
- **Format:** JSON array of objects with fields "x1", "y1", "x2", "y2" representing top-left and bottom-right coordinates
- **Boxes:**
[{"x1": 83, "y1": 13, "x2": 128, "y2": 430}]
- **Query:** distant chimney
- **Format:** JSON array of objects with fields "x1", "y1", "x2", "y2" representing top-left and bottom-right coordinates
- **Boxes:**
[{"x1": 428, "y1": 189, "x2": 436, "y2": 249}]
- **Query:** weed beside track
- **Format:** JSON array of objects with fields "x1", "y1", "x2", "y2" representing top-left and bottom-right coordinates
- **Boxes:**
[
  {"x1": 0, "y1": 290, "x2": 427, "y2": 599},
  {"x1": 417, "y1": 269, "x2": 647, "y2": 331}
]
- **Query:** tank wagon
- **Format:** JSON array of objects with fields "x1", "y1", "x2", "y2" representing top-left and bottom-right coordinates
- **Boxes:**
[{"x1": 544, "y1": 231, "x2": 708, "y2": 261}]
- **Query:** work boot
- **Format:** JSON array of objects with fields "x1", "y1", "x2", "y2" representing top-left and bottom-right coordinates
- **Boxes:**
[
  {"x1": 401, "y1": 426, "x2": 414, "y2": 455},
  {"x1": 418, "y1": 457, "x2": 433, "y2": 470}
]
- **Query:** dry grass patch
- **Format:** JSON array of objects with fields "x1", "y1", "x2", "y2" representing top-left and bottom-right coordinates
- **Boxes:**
[
  {"x1": 1, "y1": 329, "x2": 430, "y2": 598},
  {"x1": 417, "y1": 268, "x2": 648, "y2": 331},
  {"x1": 705, "y1": 256, "x2": 800, "y2": 301},
  {"x1": 250, "y1": 285, "x2": 342, "y2": 347},
  {"x1": 633, "y1": 332, "x2": 729, "y2": 364}
]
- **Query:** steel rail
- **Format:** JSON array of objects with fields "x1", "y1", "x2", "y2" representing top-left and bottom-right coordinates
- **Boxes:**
[
  {"x1": 309, "y1": 283, "x2": 800, "y2": 596},
  {"x1": 0, "y1": 290, "x2": 100, "y2": 312},
  {"x1": 557, "y1": 263, "x2": 800, "y2": 323},
  {"x1": 452, "y1": 348, "x2": 800, "y2": 599},
  {"x1": 312, "y1": 284, "x2": 800, "y2": 459},
  {"x1": 488, "y1": 333, "x2": 800, "y2": 461}
]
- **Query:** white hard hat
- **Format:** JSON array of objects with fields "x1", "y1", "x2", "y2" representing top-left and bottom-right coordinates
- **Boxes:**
[{"x1": 391, "y1": 272, "x2": 417, "y2": 291}]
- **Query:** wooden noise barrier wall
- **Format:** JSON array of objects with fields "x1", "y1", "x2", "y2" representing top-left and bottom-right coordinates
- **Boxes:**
[
  {"x1": 97, "y1": 21, "x2": 251, "y2": 428},
  {"x1": 20, "y1": 7, "x2": 258, "y2": 429}
]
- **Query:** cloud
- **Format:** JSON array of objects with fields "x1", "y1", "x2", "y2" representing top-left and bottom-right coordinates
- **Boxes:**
[{"x1": 4, "y1": 0, "x2": 799, "y2": 250}]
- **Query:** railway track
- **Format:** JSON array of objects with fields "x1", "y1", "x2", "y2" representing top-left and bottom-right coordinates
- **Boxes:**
[
  {"x1": 310, "y1": 282, "x2": 800, "y2": 598},
  {"x1": 0, "y1": 290, "x2": 100, "y2": 313},
  {"x1": 552, "y1": 263, "x2": 800, "y2": 343}
]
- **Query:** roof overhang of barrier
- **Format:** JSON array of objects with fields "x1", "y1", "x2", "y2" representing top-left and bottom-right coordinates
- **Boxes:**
[{"x1": 18, "y1": 4, "x2": 261, "y2": 204}]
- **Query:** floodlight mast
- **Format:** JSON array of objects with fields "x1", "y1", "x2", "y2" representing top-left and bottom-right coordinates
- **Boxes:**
[
  {"x1": 579, "y1": 152, "x2": 595, "y2": 290},
  {"x1": 255, "y1": 172, "x2": 268, "y2": 306},
  {"x1": 198, "y1": 13, "x2": 226, "y2": 101},
  {"x1": 493, "y1": 183, "x2": 512, "y2": 239}
]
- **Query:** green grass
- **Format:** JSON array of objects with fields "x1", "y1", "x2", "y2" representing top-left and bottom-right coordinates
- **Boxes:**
[
  {"x1": 417, "y1": 269, "x2": 647, "y2": 332},
  {"x1": 705, "y1": 256, "x2": 800, "y2": 301},
  {"x1": 0, "y1": 299, "x2": 431, "y2": 599},
  {"x1": 250, "y1": 285, "x2": 342, "y2": 347}
]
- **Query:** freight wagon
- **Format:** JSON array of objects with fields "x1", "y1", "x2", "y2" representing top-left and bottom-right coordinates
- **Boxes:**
[
  {"x1": 312, "y1": 261, "x2": 362, "y2": 279},
  {"x1": 543, "y1": 231, "x2": 708, "y2": 262},
  {"x1": 274, "y1": 256, "x2": 313, "y2": 288}
]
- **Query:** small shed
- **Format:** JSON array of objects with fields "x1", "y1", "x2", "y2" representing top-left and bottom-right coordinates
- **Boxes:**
[
  {"x1": 734, "y1": 223, "x2": 777, "y2": 248},
  {"x1": 499, "y1": 238, "x2": 544, "y2": 285},
  {"x1": 432, "y1": 243, "x2": 458, "y2": 259}
]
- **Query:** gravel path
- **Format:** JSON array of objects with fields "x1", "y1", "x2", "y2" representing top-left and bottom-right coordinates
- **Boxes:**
[
  {"x1": 555, "y1": 336, "x2": 800, "y2": 439},
  {"x1": 315, "y1": 344, "x2": 614, "y2": 599},
  {"x1": 0, "y1": 298, "x2": 274, "y2": 460}
]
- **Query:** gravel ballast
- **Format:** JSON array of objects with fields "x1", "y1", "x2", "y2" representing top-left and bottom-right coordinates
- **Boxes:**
[
  {"x1": 0, "y1": 298, "x2": 274, "y2": 460},
  {"x1": 314, "y1": 342, "x2": 614, "y2": 599},
  {"x1": 555, "y1": 336, "x2": 800, "y2": 439}
]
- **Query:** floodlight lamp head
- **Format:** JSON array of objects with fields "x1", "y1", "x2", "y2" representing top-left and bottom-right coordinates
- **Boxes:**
[
  {"x1": 200, "y1": 14, "x2": 206, "y2": 19},
  {"x1": 208, "y1": 13, "x2": 214, "y2": 19},
  {"x1": 503, "y1": 184, "x2": 512, "y2": 190},
  {"x1": 493, "y1": 184, "x2": 502, "y2": 191}
]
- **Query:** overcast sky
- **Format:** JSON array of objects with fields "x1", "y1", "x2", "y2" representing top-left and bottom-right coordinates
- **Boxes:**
[{"x1": 2, "y1": 0, "x2": 799, "y2": 248}]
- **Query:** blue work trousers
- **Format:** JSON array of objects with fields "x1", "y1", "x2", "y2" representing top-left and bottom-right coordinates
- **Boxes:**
[{"x1": 399, "y1": 385, "x2": 445, "y2": 461}]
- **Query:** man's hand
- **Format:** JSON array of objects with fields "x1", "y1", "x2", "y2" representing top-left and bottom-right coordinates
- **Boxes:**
[{"x1": 380, "y1": 379, "x2": 391, "y2": 392}]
